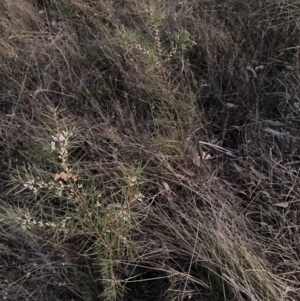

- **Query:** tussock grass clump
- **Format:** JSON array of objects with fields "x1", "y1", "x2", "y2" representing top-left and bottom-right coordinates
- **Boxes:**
[{"x1": 1, "y1": 0, "x2": 300, "y2": 300}]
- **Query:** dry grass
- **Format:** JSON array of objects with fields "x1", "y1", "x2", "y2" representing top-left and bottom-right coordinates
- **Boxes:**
[{"x1": 1, "y1": 0, "x2": 300, "y2": 300}]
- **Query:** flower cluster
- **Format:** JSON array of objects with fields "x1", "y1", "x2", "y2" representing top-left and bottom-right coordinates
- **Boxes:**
[
  {"x1": 23, "y1": 178, "x2": 67, "y2": 197},
  {"x1": 19, "y1": 127, "x2": 77, "y2": 234},
  {"x1": 51, "y1": 129, "x2": 73, "y2": 171},
  {"x1": 16, "y1": 212, "x2": 71, "y2": 233}
]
